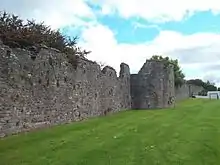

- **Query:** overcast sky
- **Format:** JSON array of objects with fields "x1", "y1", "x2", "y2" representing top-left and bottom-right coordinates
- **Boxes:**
[{"x1": 1, "y1": 0, "x2": 220, "y2": 86}]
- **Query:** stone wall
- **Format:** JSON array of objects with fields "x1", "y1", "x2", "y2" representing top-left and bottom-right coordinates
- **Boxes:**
[
  {"x1": 175, "y1": 83, "x2": 203, "y2": 101},
  {"x1": 130, "y1": 60, "x2": 175, "y2": 109},
  {"x1": 0, "y1": 40, "x2": 182, "y2": 137},
  {"x1": 0, "y1": 43, "x2": 131, "y2": 137}
]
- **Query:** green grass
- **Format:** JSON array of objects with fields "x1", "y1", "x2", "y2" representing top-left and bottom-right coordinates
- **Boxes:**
[{"x1": 1, "y1": 99, "x2": 220, "y2": 165}]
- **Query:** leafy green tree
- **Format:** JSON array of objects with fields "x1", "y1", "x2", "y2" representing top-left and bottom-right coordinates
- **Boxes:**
[
  {"x1": 203, "y1": 80, "x2": 217, "y2": 91},
  {"x1": 150, "y1": 55, "x2": 185, "y2": 87},
  {"x1": 198, "y1": 90, "x2": 208, "y2": 96},
  {"x1": 0, "y1": 10, "x2": 90, "y2": 66},
  {"x1": 187, "y1": 79, "x2": 204, "y2": 86}
]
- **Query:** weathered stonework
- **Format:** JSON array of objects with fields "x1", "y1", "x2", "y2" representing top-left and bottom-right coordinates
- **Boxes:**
[
  {"x1": 0, "y1": 44, "x2": 131, "y2": 137},
  {"x1": 175, "y1": 83, "x2": 204, "y2": 101},
  {"x1": 130, "y1": 60, "x2": 175, "y2": 109},
  {"x1": 0, "y1": 42, "x2": 177, "y2": 137}
]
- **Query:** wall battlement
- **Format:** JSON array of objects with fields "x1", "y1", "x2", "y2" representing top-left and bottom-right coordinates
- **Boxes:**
[{"x1": 0, "y1": 42, "x2": 191, "y2": 137}]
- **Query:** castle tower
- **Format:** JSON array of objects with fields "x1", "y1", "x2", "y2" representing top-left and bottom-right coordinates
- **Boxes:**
[{"x1": 130, "y1": 60, "x2": 175, "y2": 109}]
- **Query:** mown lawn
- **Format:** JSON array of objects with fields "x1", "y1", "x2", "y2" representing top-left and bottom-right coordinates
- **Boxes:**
[{"x1": 1, "y1": 99, "x2": 220, "y2": 165}]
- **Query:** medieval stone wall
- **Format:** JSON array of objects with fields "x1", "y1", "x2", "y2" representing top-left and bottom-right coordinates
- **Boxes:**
[
  {"x1": 130, "y1": 60, "x2": 175, "y2": 109},
  {"x1": 0, "y1": 39, "x2": 184, "y2": 137},
  {"x1": 175, "y1": 83, "x2": 203, "y2": 101},
  {"x1": 0, "y1": 43, "x2": 131, "y2": 137}
]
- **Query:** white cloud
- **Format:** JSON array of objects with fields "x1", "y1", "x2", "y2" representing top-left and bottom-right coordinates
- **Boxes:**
[
  {"x1": 91, "y1": 0, "x2": 220, "y2": 22},
  {"x1": 79, "y1": 24, "x2": 220, "y2": 86},
  {"x1": 2, "y1": 0, "x2": 220, "y2": 26},
  {"x1": 0, "y1": 0, "x2": 95, "y2": 29},
  {"x1": 1, "y1": 0, "x2": 220, "y2": 86}
]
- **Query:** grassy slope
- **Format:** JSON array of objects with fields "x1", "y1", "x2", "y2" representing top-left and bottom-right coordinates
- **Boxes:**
[{"x1": 1, "y1": 99, "x2": 220, "y2": 165}]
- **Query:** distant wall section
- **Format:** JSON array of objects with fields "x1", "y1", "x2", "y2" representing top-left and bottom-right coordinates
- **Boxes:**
[
  {"x1": 175, "y1": 83, "x2": 203, "y2": 100},
  {"x1": 130, "y1": 60, "x2": 175, "y2": 109}
]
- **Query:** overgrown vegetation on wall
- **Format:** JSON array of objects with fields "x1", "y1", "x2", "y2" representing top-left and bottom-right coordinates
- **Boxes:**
[
  {"x1": 0, "y1": 11, "x2": 90, "y2": 66},
  {"x1": 187, "y1": 79, "x2": 218, "y2": 95},
  {"x1": 150, "y1": 55, "x2": 185, "y2": 87}
]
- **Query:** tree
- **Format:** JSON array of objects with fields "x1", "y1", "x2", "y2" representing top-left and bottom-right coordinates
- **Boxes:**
[
  {"x1": 203, "y1": 80, "x2": 217, "y2": 91},
  {"x1": 150, "y1": 55, "x2": 185, "y2": 87},
  {"x1": 198, "y1": 90, "x2": 207, "y2": 96},
  {"x1": 0, "y1": 10, "x2": 90, "y2": 66},
  {"x1": 187, "y1": 79, "x2": 204, "y2": 86}
]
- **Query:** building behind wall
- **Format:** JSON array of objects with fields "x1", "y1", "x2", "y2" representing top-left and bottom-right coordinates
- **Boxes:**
[{"x1": 207, "y1": 91, "x2": 220, "y2": 99}]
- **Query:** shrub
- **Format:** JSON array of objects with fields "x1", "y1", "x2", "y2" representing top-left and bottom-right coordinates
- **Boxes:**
[{"x1": 0, "y1": 11, "x2": 90, "y2": 66}]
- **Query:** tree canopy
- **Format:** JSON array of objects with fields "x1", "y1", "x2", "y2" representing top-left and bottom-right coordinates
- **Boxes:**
[
  {"x1": 150, "y1": 55, "x2": 185, "y2": 87},
  {"x1": 0, "y1": 11, "x2": 90, "y2": 63}
]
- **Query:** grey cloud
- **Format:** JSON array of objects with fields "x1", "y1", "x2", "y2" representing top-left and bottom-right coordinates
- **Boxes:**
[
  {"x1": 202, "y1": 64, "x2": 220, "y2": 71},
  {"x1": 203, "y1": 74, "x2": 220, "y2": 85},
  {"x1": 165, "y1": 44, "x2": 220, "y2": 86},
  {"x1": 0, "y1": 0, "x2": 95, "y2": 29},
  {"x1": 167, "y1": 45, "x2": 220, "y2": 64},
  {"x1": 0, "y1": 0, "x2": 48, "y2": 18}
]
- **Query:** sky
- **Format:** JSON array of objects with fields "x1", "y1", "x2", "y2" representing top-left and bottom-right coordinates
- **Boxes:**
[{"x1": 1, "y1": 0, "x2": 220, "y2": 86}]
